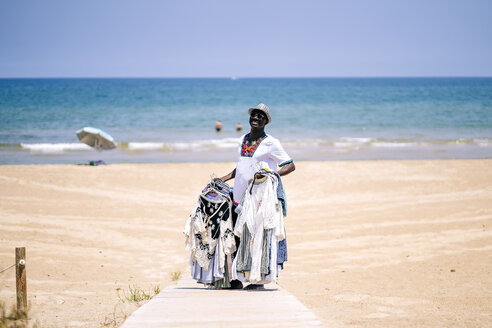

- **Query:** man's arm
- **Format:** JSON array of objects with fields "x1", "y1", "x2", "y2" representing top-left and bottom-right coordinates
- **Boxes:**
[
  {"x1": 219, "y1": 168, "x2": 236, "y2": 182},
  {"x1": 277, "y1": 161, "x2": 295, "y2": 177}
]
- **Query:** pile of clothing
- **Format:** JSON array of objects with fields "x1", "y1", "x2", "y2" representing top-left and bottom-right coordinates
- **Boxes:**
[
  {"x1": 184, "y1": 170, "x2": 287, "y2": 287},
  {"x1": 232, "y1": 169, "x2": 287, "y2": 284},
  {"x1": 184, "y1": 179, "x2": 236, "y2": 288}
]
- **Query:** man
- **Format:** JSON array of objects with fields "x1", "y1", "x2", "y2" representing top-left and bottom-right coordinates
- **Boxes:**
[{"x1": 218, "y1": 103, "x2": 295, "y2": 289}]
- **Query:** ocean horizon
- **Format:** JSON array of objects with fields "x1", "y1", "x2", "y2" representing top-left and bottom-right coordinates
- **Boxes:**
[{"x1": 1, "y1": 77, "x2": 491, "y2": 164}]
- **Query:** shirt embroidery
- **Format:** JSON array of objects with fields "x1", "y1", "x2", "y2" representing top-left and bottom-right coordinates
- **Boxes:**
[{"x1": 241, "y1": 133, "x2": 267, "y2": 157}]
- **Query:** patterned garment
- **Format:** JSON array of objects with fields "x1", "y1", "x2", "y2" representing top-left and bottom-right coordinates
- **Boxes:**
[
  {"x1": 260, "y1": 228, "x2": 273, "y2": 275},
  {"x1": 274, "y1": 171, "x2": 287, "y2": 216},
  {"x1": 193, "y1": 196, "x2": 234, "y2": 271},
  {"x1": 199, "y1": 196, "x2": 229, "y2": 241},
  {"x1": 235, "y1": 224, "x2": 252, "y2": 272},
  {"x1": 235, "y1": 223, "x2": 275, "y2": 276},
  {"x1": 241, "y1": 132, "x2": 267, "y2": 157},
  {"x1": 212, "y1": 258, "x2": 231, "y2": 289},
  {"x1": 277, "y1": 239, "x2": 287, "y2": 266},
  {"x1": 185, "y1": 181, "x2": 236, "y2": 276}
]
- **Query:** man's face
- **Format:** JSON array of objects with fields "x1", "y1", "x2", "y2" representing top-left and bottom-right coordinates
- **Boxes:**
[{"x1": 249, "y1": 110, "x2": 267, "y2": 129}]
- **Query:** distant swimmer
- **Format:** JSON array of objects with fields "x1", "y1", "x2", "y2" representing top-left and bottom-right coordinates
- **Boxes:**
[
  {"x1": 215, "y1": 120, "x2": 222, "y2": 132},
  {"x1": 236, "y1": 122, "x2": 243, "y2": 132}
]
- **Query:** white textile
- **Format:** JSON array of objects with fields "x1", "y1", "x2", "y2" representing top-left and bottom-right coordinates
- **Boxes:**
[
  {"x1": 233, "y1": 173, "x2": 285, "y2": 283},
  {"x1": 233, "y1": 134, "x2": 291, "y2": 202}
]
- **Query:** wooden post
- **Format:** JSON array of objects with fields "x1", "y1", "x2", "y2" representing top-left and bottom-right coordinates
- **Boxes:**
[{"x1": 15, "y1": 247, "x2": 27, "y2": 312}]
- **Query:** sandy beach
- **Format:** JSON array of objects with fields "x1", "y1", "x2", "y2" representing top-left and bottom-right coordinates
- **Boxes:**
[{"x1": 1, "y1": 160, "x2": 491, "y2": 327}]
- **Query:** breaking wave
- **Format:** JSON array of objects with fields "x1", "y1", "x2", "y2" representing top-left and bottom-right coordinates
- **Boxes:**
[{"x1": 11, "y1": 137, "x2": 492, "y2": 155}]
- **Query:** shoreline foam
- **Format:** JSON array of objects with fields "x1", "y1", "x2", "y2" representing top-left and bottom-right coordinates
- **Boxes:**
[{"x1": 0, "y1": 136, "x2": 490, "y2": 165}]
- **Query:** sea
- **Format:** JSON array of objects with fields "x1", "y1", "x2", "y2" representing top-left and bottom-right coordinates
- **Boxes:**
[{"x1": 1, "y1": 78, "x2": 491, "y2": 164}]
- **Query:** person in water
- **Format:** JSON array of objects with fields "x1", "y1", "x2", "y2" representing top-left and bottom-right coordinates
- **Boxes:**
[{"x1": 215, "y1": 120, "x2": 222, "y2": 132}]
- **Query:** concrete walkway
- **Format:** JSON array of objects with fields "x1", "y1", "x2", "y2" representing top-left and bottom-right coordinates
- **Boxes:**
[{"x1": 120, "y1": 276, "x2": 325, "y2": 328}]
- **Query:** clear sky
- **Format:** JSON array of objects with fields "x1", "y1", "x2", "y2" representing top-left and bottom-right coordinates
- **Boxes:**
[{"x1": 0, "y1": 0, "x2": 491, "y2": 77}]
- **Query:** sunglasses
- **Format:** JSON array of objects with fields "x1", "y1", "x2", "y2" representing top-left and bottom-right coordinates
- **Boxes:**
[{"x1": 250, "y1": 112, "x2": 266, "y2": 119}]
